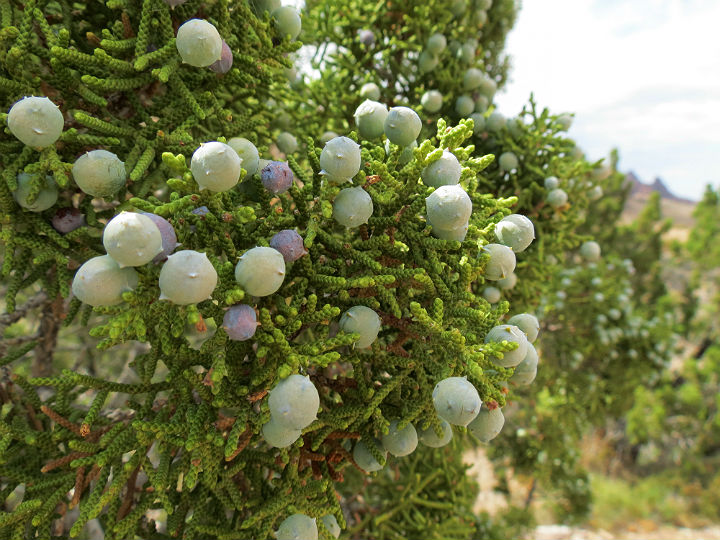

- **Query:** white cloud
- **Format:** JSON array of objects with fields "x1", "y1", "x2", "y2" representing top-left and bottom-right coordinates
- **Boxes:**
[{"x1": 494, "y1": 0, "x2": 720, "y2": 200}]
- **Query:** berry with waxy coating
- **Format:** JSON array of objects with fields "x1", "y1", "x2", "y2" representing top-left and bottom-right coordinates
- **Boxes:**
[
  {"x1": 159, "y1": 250, "x2": 218, "y2": 305},
  {"x1": 468, "y1": 405, "x2": 505, "y2": 442},
  {"x1": 333, "y1": 187, "x2": 373, "y2": 228},
  {"x1": 433, "y1": 223, "x2": 469, "y2": 242},
  {"x1": 276, "y1": 131, "x2": 298, "y2": 154},
  {"x1": 176, "y1": 19, "x2": 222, "y2": 67},
  {"x1": 359, "y1": 82, "x2": 380, "y2": 100},
  {"x1": 191, "y1": 141, "x2": 242, "y2": 192},
  {"x1": 475, "y1": 95, "x2": 489, "y2": 112},
  {"x1": 426, "y1": 33, "x2": 447, "y2": 54},
  {"x1": 320, "y1": 136, "x2": 361, "y2": 182},
  {"x1": 478, "y1": 76, "x2": 497, "y2": 99},
  {"x1": 511, "y1": 343, "x2": 539, "y2": 385},
  {"x1": 507, "y1": 313, "x2": 540, "y2": 343},
  {"x1": 270, "y1": 230, "x2": 307, "y2": 263},
  {"x1": 544, "y1": 176, "x2": 559, "y2": 190},
  {"x1": 455, "y1": 95, "x2": 474, "y2": 117},
  {"x1": 418, "y1": 50, "x2": 439, "y2": 73},
  {"x1": 320, "y1": 131, "x2": 339, "y2": 145},
  {"x1": 546, "y1": 188, "x2": 568, "y2": 208},
  {"x1": 421, "y1": 90, "x2": 443, "y2": 113},
  {"x1": 387, "y1": 139, "x2": 417, "y2": 165},
  {"x1": 432, "y1": 376, "x2": 482, "y2": 426},
  {"x1": 260, "y1": 161, "x2": 294, "y2": 194},
  {"x1": 339, "y1": 305, "x2": 382, "y2": 348},
  {"x1": 140, "y1": 212, "x2": 178, "y2": 263},
  {"x1": 418, "y1": 419, "x2": 453, "y2": 448},
  {"x1": 421, "y1": 150, "x2": 462, "y2": 188},
  {"x1": 8, "y1": 96, "x2": 64, "y2": 148},
  {"x1": 271, "y1": 6, "x2": 302, "y2": 40},
  {"x1": 481, "y1": 243, "x2": 516, "y2": 280},
  {"x1": 463, "y1": 68, "x2": 484, "y2": 91},
  {"x1": 227, "y1": 138, "x2": 259, "y2": 177},
  {"x1": 495, "y1": 214, "x2": 535, "y2": 253},
  {"x1": 209, "y1": 40, "x2": 233, "y2": 73},
  {"x1": 13, "y1": 173, "x2": 58, "y2": 212},
  {"x1": 103, "y1": 212, "x2": 163, "y2": 267},
  {"x1": 557, "y1": 113, "x2": 573, "y2": 130},
  {"x1": 72, "y1": 150, "x2": 126, "y2": 198},
  {"x1": 354, "y1": 99, "x2": 388, "y2": 140},
  {"x1": 268, "y1": 374, "x2": 320, "y2": 429},
  {"x1": 589, "y1": 185, "x2": 603, "y2": 201},
  {"x1": 262, "y1": 418, "x2": 301, "y2": 449},
  {"x1": 234, "y1": 246, "x2": 286, "y2": 297},
  {"x1": 382, "y1": 420, "x2": 418, "y2": 457},
  {"x1": 470, "y1": 112, "x2": 485, "y2": 134},
  {"x1": 321, "y1": 515, "x2": 341, "y2": 539},
  {"x1": 498, "y1": 151, "x2": 519, "y2": 172},
  {"x1": 486, "y1": 111, "x2": 506, "y2": 132},
  {"x1": 358, "y1": 29, "x2": 375, "y2": 46},
  {"x1": 580, "y1": 240, "x2": 601, "y2": 262},
  {"x1": 426, "y1": 184, "x2": 472, "y2": 232},
  {"x1": 384, "y1": 106, "x2": 421, "y2": 147},
  {"x1": 485, "y1": 324, "x2": 529, "y2": 367},
  {"x1": 483, "y1": 286, "x2": 501, "y2": 304},
  {"x1": 497, "y1": 272, "x2": 517, "y2": 290},
  {"x1": 353, "y1": 439, "x2": 387, "y2": 472},
  {"x1": 222, "y1": 304, "x2": 258, "y2": 341},
  {"x1": 276, "y1": 514, "x2": 318, "y2": 540},
  {"x1": 72, "y1": 255, "x2": 138, "y2": 307},
  {"x1": 52, "y1": 208, "x2": 85, "y2": 233}
]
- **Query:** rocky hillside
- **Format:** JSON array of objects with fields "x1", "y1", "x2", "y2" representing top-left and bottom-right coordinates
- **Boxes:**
[{"x1": 622, "y1": 172, "x2": 696, "y2": 238}]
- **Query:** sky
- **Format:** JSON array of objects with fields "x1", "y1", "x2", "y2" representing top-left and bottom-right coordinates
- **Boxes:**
[{"x1": 493, "y1": 0, "x2": 720, "y2": 201}]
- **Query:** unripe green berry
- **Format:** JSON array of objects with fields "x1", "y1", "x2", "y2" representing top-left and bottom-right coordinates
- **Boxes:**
[
  {"x1": 276, "y1": 131, "x2": 298, "y2": 154},
  {"x1": 103, "y1": 212, "x2": 163, "y2": 267},
  {"x1": 333, "y1": 187, "x2": 373, "y2": 228},
  {"x1": 13, "y1": 173, "x2": 58, "y2": 212},
  {"x1": 381, "y1": 420, "x2": 418, "y2": 457},
  {"x1": 384, "y1": 106, "x2": 422, "y2": 147},
  {"x1": 276, "y1": 515, "x2": 317, "y2": 540},
  {"x1": 72, "y1": 255, "x2": 138, "y2": 307},
  {"x1": 234, "y1": 246, "x2": 286, "y2": 297},
  {"x1": 470, "y1": 112, "x2": 485, "y2": 134},
  {"x1": 417, "y1": 419, "x2": 453, "y2": 448},
  {"x1": 421, "y1": 150, "x2": 462, "y2": 188},
  {"x1": 191, "y1": 141, "x2": 242, "y2": 192},
  {"x1": 497, "y1": 272, "x2": 517, "y2": 290},
  {"x1": 455, "y1": 95, "x2": 474, "y2": 118},
  {"x1": 227, "y1": 137, "x2": 260, "y2": 177},
  {"x1": 339, "y1": 305, "x2": 382, "y2": 348},
  {"x1": 320, "y1": 136, "x2": 361, "y2": 183},
  {"x1": 268, "y1": 374, "x2": 320, "y2": 430},
  {"x1": 511, "y1": 343, "x2": 539, "y2": 385},
  {"x1": 426, "y1": 33, "x2": 447, "y2": 54},
  {"x1": 353, "y1": 439, "x2": 386, "y2": 472},
  {"x1": 546, "y1": 188, "x2": 568, "y2": 208},
  {"x1": 580, "y1": 241, "x2": 601, "y2": 262},
  {"x1": 418, "y1": 50, "x2": 439, "y2": 73},
  {"x1": 262, "y1": 418, "x2": 301, "y2": 449},
  {"x1": 485, "y1": 324, "x2": 529, "y2": 367},
  {"x1": 421, "y1": 90, "x2": 443, "y2": 113},
  {"x1": 507, "y1": 313, "x2": 540, "y2": 343},
  {"x1": 495, "y1": 214, "x2": 535, "y2": 253},
  {"x1": 176, "y1": 19, "x2": 222, "y2": 67},
  {"x1": 498, "y1": 151, "x2": 519, "y2": 172},
  {"x1": 271, "y1": 6, "x2": 302, "y2": 40},
  {"x1": 359, "y1": 82, "x2": 381, "y2": 100},
  {"x1": 468, "y1": 405, "x2": 505, "y2": 442},
  {"x1": 481, "y1": 243, "x2": 516, "y2": 280},
  {"x1": 8, "y1": 96, "x2": 64, "y2": 148},
  {"x1": 426, "y1": 184, "x2": 472, "y2": 231},
  {"x1": 482, "y1": 286, "x2": 502, "y2": 304},
  {"x1": 354, "y1": 99, "x2": 388, "y2": 140},
  {"x1": 72, "y1": 150, "x2": 126, "y2": 198},
  {"x1": 432, "y1": 376, "x2": 481, "y2": 426},
  {"x1": 544, "y1": 176, "x2": 559, "y2": 190},
  {"x1": 159, "y1": 250, "x2": 218, "y2": 305},
  {"x1": 463, "y1": 68, "x2": 484, "y2": 91}
]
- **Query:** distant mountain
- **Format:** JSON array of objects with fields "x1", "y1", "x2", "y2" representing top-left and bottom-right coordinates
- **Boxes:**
[
  {"x1": 625, "y1": 171, "x2": 695, "y2": 204},
  {"x1": 622, "y1": 171, "x2": 696, "y2": 235}
]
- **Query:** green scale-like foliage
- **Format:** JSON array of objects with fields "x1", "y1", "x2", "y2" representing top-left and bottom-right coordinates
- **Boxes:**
[{"x1": 0, "y1": 0, "x2": 297, "y2": 311}]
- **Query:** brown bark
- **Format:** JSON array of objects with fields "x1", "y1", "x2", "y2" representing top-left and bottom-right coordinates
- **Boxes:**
[{"x1": 32, "y1": 294, "x2": 64, "y2": 378}]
